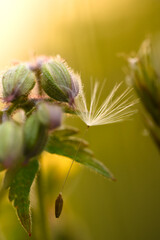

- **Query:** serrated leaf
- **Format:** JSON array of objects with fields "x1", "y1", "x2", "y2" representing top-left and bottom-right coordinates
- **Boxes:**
[
  {"x1": 45, "y1": 127, "x2": 114, "y2": 180},
  {"x1": 63, "y1": 137, "x2": 89, "y2": 148},
  {"x1": 2, "y1": 167, "x2": 19, "y2": 190},
  {"x1": 53, "y1": 127, "x2": 79, "y2": 138},
  {"x1": 8, "y1": 160, "x2": 39, "y2": 236}
]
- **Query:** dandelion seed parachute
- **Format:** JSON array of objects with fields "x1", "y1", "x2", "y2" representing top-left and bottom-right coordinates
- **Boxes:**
[
  {"x1": 56, "y1": 79, "x2": 138, "y2": 218},
  {"x1": 75, "y1": 80, "x2": 138, "y2": 126}
]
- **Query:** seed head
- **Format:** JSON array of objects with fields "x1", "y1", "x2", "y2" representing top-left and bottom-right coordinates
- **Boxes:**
[
  {"x1": 55, "y1": 192, "x2": 63, "y2": 218},
  {"x1": 128, "y1": 39, "x2": 160, "y2": 126}
]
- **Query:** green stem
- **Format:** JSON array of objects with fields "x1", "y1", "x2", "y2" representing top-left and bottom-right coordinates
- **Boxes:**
[
  {"x1": 35, "y1": 69, "x2": 44, "y2": 96},
  {"x1": 37, "y1": 169, "x2": 50, "y2": 240},
  {"x1": 0, "y1": 188, "x2": 6, "y2": 202}
]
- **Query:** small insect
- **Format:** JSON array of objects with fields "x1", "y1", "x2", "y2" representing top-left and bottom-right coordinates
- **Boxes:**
[{"x1": 55, "y1": 192, "x2": 63, "y2": 218}]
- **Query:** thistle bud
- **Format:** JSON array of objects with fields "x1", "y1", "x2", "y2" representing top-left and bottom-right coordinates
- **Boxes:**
[
  {"x1": 37, "y1": 102, "x2": 62, "y2": 130},
  {"x1": 55, "y1": 193, "x2": 63, "y2": 218},
  {"x1": 0, "y1": 121, "x2": 23, "y2": 169},
  {"x1": 2, "y1": 64, "x2": 35, "y2": 102},
  {"x1": 41, "y1": 56, "x2": 80, "y2": 105},
  {"x1": 24, "y1": 112, "x2": 48, "y2": 159}
]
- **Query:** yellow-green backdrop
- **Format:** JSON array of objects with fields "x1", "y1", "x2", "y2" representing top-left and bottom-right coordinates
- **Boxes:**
[{"x1": 0, "y1": 0, "x2": 160, "y2": 239}]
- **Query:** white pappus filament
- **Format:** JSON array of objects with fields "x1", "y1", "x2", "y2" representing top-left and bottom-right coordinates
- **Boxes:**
[{"x1": 75, "y1": 81, "x2": 138, "y2": 127}]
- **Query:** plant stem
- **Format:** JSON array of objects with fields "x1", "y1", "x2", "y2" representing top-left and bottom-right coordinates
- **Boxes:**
[
  {"x1": 37, "y1": 169, "x2": 50, "y2": 240},
  {"x1": 0, "y1": 188, "x2": 6, "y2": 202},
  {"x1": 35, "y1": 69, "x2": 44, "y2": 96}
]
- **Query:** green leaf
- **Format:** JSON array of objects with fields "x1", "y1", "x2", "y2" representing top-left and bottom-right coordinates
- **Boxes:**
[
  {"x1": 8, "y1": 160, "x2": 39, "y2": 236},
  {"x1": 2, "y1": 167, "x2": 19, "y2": 190},
  {"x1": 53, "y1": 127, "x2": 79, "y2": 138},
  {"x1": 45, "y1": 127, "x2": 115, "y2": 180}
]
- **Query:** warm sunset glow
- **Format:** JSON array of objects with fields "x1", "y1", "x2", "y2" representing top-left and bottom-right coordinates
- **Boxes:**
[
  {"x1": 0, "y1": 0, "x2": 134, "y2": 67},
  {"x1": 0, "y1": 0, "x2": 134, "y2": 175}
]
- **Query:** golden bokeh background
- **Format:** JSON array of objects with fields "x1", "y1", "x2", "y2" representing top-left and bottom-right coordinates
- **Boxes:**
[{"x1": 0, "y1": 0, "x2": 160, "y2": 239}]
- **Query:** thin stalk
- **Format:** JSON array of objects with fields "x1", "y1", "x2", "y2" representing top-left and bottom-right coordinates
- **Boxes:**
[{"x1": 60, "y1": 125, "x2": 89, "y2": 193}]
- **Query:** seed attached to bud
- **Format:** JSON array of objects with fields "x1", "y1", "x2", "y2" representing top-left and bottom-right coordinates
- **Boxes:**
[
  {"x1": 2, "y1": 64, "x2": 35, "y2": 102},
  {"x1": 23, "y1": 112, "x2": 48, "y2": 159},
  {"x1": 37, "y1": 102, "x2": 62, "y2": 130},
  {"x1": 41, "y1": 56, "x2": 80, "y2": 104},
  {"x1": 0, "y1": 121, "x2": 23, "y2": 169},
  {"x1": 55, "y1": 193, "x2": 63, "y2": 218}
]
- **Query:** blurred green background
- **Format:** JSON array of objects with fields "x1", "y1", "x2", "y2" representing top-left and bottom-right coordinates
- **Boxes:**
[{"x1": 0, "y1": 0, "x2": 160, "y2": 239}]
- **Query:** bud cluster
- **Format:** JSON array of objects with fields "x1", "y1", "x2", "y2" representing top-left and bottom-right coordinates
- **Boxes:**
[
  {"x1": 0, "y1": 50, "x2": 139, "y2": 234},
  {"x1": 0, "y1": 102, "x2": 62, "y2": 170},
  {"x1": 0, "y1": 55, "x2": 81, "y2": 170}
]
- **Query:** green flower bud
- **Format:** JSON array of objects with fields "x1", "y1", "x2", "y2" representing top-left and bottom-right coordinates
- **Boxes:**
[
  {"x1": 37, "y1": 102, "x2": 62, "y2": 130},
  {"x1": 0, "y1": 121, "x2": 23, "y2": 169},
  {"x1": 24, "y1": 112, "x2": 48, "y2": 159},
  {"x1": 41, "y1": 56, "x2": 80, "y2": 105},
  {"x1": 2, "y1": 64, "x2": 35, "y2": 102}
]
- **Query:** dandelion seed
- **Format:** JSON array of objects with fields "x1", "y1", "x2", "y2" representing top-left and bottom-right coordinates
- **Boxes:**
[
  {"x1": 56, "y1": 80, "x2": 138, "y2": 216},
  {"x1": 75, "y1": 80, "x2": 138, "y2": 127},
  {"x1": 55, "y1": 192, "x2": 63, "y2": 218}
]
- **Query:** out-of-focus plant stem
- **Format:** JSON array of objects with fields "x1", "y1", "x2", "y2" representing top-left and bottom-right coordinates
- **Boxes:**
[
  {"x1": 0, "y1": 188, "x2": 6, "y2": 201},
  {"x1": 37, "y1": 168, "x2": 50, "y2": 240},
  {"x1": 127, "y1": 39, "x2": 160, "y2": 150}
]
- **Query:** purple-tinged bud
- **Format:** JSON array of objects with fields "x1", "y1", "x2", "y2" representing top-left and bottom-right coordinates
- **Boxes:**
[
  {"x1": 37, "y1": 102, "x2": 62, "y2": 130},
  {"x1": 41, "y1": 56, "x2": 80, "y2": 105},
  {"x1": 2, "y1": 64, "x2": 35, "y2": 102},
  {"x1": 0, "y1": 121, "x2": 23, "y2": 169}
]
